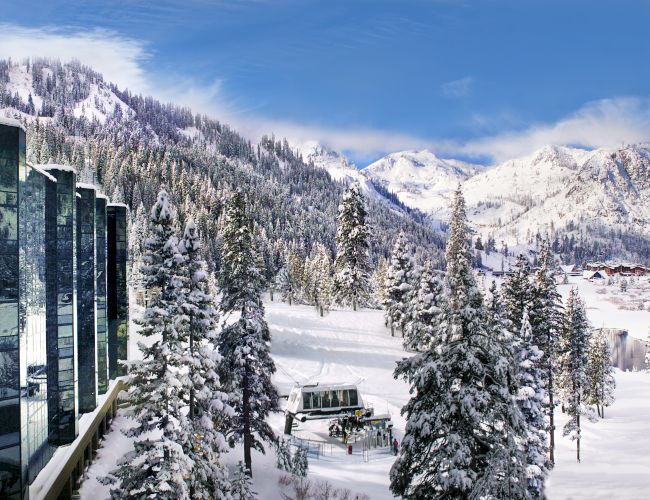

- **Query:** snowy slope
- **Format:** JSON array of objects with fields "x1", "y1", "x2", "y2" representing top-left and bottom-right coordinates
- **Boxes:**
[{"x1": 362, "y1": 149, "x2": 481, "y2": 217}]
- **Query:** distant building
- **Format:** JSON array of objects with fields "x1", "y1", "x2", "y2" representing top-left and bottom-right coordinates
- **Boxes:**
[
  {"x1": 585, "y1": 262, "x2": 647, "y2": 276},
  {"x1": 0, "y1": 119, "x2": 129, "y2": 499}
]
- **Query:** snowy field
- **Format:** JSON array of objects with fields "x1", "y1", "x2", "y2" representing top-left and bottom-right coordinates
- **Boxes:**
[{"x1": 80, "y1": 277, "x2": 650, "y2": 499}]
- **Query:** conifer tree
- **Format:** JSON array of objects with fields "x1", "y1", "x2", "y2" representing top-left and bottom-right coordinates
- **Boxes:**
[
  {"x1": 530, "y1": 239, "x2": 563, "y2": 465},
  {"x1": 230, "y1": 462, "x2": 257, "y2": 499},
  {"x1": 304, "y1": 243, "x2": 333, "y2": 315},
  {"x1": 111, "y1": 189, "x2": 192, "y2": 499},
  {"x1": 502, "y1": 254, "x2": 534, "y2": 335},
  {"x1": 383, "y1": 232, "x2": 414, "y2": 336},
  {"x1": 217, "y1": 191, "x2": 279, "y2": 477},
  {"x1": 372, "y1": 256, "x2": 389, "y2": 309},
  {"x1": 177, "y1": 218, "x2": 233, "y2": 498},
  {"x1": 517, "y1": 309, "x2": 549, "y2": 498},
  {"x1": 333, "y1": 184, "x2": 371, "y2": 311},
  {"x1": 586, "y1": 330, "x2": 615, "y2": 418},
  {"x1": 558, "y1": 288, "x2": 594, "y2": 462},
  {"x1": 403, "y1": 260, "x2": 444, "y2": 352},
  {"x1": 272, "y1": 266, "x2": 295, "y2": 305},
  {"x1": 391, "y1": 187, "x2": 527, "y2": 499}
]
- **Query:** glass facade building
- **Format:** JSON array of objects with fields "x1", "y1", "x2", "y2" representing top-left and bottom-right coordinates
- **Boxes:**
[
  {"x1": 0, "y1": 120, "x2": 28, "y2": 500},
  {"x1": 0, "y1": 120, "x2": 129, "y2": 499},
  {"x1": 95, "y1": 196, "x2": 108, "y2": 395},
  {"x1": 43, "y1": 166, "x2": 78, "y2": 447},
  {"x1": 107, "y1": 204, "x2": 128, "y2": 379},
  {"x1": 76, "y1": 186, "x2": 97, "y2": 414}
]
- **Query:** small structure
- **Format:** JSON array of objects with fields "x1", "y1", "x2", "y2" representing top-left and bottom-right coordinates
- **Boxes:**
[
  {"x1": 284, "y1": 383, "x2": 371, "y2": 434},
  {"x1": 561, "y1": 264, "x2": 583, "y2": 276},
  {"x1": 584, "y1": 270, "x2": 606, "y2": 281}
]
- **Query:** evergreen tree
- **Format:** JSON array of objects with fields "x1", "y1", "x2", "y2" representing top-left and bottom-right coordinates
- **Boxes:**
[
  {"x1": 530, "y1": 239, "x2": 563, "y2": 466},
  {"x1": 383, "y1": 232, "x2": 414, "y2": 336},
  {"x1": 272, "y1": 266, "x2": 295, "y2": 305},
  {"x1": 390, "y1": 187, "x2": 527, "y2": 499},
  {"x1": 517, "y1": 309, "x2": 549, "y2": 498},
  {"x1": 230, "y1": 462, "x2": 257, "y2": 499},
  {"x1": 372, "y1": 256, "x2": 389, "y2": 309},
  {"x1": 333, "y1": 184, "x2": 371, "y2": 311},
  {"x1": 502, "y1": 253, "x2": 534, "y2": 335},
  {"x1": 217, "y1": 191, "x2": 279, "y2": 477},
  {"x1": 304, "y1": 242, "x2": 333, "y2": 316},
  {"x1": 586, "y1": 330, "x2": 616, "y2": 418},
  {"x1": 403, "y1": 260, "x2": 444, "y2": 352},
  {"x1": 558, "y1": 288, "x2": 594, "y2": 462},
  {"x1": 177, "y1": 218, "x2": 233, "y2": 498},
  {"x1": 110, "y1": 189, "x2": 192, "y2": 499},
  {"x1": 292, "y1": 447, "x2": 309, "y2": 477},
  {"x1": 276, "y1": 438, "x2": 293, "y2": 472}
]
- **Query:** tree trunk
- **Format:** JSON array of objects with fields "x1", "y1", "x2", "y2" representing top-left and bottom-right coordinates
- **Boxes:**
[
  {"x1": 549, "y1": 366, "x2": 555, "y2": 466},
  {"x1": 390, "y1": 322, "x2": 394, "y2": 337},
  {"x1": 189, "y1": 317, "x2": 195, "y2": 420},
  {"x1": 270, "y1": 289, "x2": 274, "y2": 301},
  {"x1": 319, "y1": 305, "x2": 324, "y2": 317},
  {"x1": 353, "y1": 296, "x2": 357, "y2": 311},
  {"x1": 243, "y1": 363, "x2": 253, "y2": 476}
]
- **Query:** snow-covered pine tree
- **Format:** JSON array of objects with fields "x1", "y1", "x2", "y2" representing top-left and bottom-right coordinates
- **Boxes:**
[
  {"x1": 390, "y1": 187, "x2": 527, "y2": 499},
  {"x1": 272, "y1": 266, "x2": 294, "y2": 305},
  {"x1": 333, "y1": 184, "x2": 371, "y2": 311},
  {"x1": 230, "y1": 462, "x2": 257, "y2": 499},
  {"x1": 217, "y1": 190, "x2": 279, "y2": 477},
  {"x1": 586, "y1": 329, "x2": 615, "y2": 418},
  {"x1": 111, "y1": 189, "x2": 193, "y2": 499},
  {"x1": 402, "y1": 259, "x2": 444, "y2": 352},
  {"x1": 292, "y1": 447, "x2": 308, "y2": 477},
  {"x1": 517, "y1": 309, "x2": 549, "y2": 498},
  {"x1": 502, "y1": 253, "x2": 534, "y2": 335},
  {"x1": 530, "y1": 239, "x2": 563, "y2": 466},
  {"x1": 177, "y1": 218, "x2": 233, "y2": 498},
  {"x1": 372, "y1": 256, "x2": 389, "y2": 310},
  {"x1": 304, "y1": 242, "x2": 333, "y2": 316},
  {"x1": 383, "y1": 232, "x2": 414, "y2": 336},
  {"x1": 558, "y1": 288, "x2": 594, "y2": 463},
  {"x1": 276, "y1": 438, "x2": 293, "y2": 472}
]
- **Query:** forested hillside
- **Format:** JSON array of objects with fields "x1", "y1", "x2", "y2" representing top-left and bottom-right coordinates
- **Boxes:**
[{"x1": 0, "y1": 58, "x2": 444, "y2": 279}]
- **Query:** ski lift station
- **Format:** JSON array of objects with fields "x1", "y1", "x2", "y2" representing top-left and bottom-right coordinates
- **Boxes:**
[{"x1": 284, "y1": 382, "x2": 382, "y2": 434}]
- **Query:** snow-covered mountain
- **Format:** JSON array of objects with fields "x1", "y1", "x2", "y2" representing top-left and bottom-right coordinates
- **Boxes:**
[
  {"x1": 360, "y1": 142, "x2": 650, "y2": 259},
  {"x1": 362, "y1": 150, "x2": 481, "y2": 217}
]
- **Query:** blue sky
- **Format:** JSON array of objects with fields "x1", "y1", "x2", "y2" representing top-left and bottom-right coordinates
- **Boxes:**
[{"x1": 1, "y1": 0, "x2": 650, "y2": 164}]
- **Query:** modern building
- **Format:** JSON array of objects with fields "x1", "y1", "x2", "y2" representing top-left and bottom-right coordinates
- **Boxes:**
[
  {"x1": 0, "y1": 119, "x2": 129, "y2": 500},
  {"x1": 95, "y1": 195, "x2": 109, "y2": 395},
  {"x1": 43, "y1": 165, "x2": 79, "y2": 447},
  {"x1": 107, "y1": 203, "x2": 129, "y2": 378}
]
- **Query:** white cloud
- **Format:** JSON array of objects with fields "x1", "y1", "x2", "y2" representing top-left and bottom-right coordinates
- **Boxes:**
[
  {"x1": 1, "y1": 24, "x2": 649, "y2": 165},
  {"x1": 0, "y1": 24, "x2": 151, "y2": 92},
  {"x1": 441, "y1": 76, "x2": 473, "y2": 98},
  {"x1": 442, "y1": 97, "x2": 650, "y2": 162}
]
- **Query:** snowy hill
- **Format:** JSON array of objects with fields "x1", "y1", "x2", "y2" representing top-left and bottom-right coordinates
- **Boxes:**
[{"x1": 362, "y1": 149, "x2": 481, "y2": 217}]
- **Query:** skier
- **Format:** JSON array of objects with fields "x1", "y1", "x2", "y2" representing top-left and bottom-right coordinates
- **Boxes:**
[{"x1": 392, "y1": 438, "x2": 399, "y2": 456}]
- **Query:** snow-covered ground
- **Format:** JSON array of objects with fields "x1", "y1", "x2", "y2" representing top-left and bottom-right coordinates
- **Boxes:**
[{"x1": 80, "y1": 279, "x2": 650, "y2": 499}]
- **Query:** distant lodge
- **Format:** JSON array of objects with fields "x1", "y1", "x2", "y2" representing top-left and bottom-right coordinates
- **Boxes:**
[
  {"x1": 489, "y1": 261, "x2": 647, "y2": 279},
  {"x1": 583, "y1": 262, "x2": 647, "y2": 277}
]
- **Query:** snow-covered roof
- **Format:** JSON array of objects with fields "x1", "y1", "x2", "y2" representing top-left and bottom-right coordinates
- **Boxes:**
[
  {"x1": 95, "y1": 193, "x2": 109, "y2": 200},
  {"x1": 38, "y1": 163, "x2": 78, "y2": 174},
  {"x1": 76, "y1": 182, "x2": 98, "y2": 191},
  {"x1": 0, "y1": 116, "x2": 25, "y2": 131},
  {"x1": 107, "y1": 202, "x2": 129, "y2": 209},
  {"x1": 29, "y1": 164, "x2": 57, "y2": 183}
]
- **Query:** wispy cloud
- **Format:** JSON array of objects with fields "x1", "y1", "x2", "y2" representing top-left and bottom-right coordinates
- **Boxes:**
[
  {"x1": 1, "y1": 24, "x2": 649, "y2": 165},
  {"x1": 441, "y1": 76, "x2": 473, "y2": 98},
  {"x1": 442, "y1": 97, "x2": 650, "y2": 162}
]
